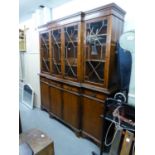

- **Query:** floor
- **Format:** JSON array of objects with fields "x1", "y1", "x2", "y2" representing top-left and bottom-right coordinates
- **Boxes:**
[{"x1": 20, "y1": 103, "x2": 108, "y2": 155}]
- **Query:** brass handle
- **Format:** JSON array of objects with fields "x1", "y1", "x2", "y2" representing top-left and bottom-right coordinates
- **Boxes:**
[{"x1": 100, "y1": 114, "x2": 104, "y2": 118}]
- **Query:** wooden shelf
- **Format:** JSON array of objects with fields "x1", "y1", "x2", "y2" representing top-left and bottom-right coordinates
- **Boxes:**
[
  {"x1": 53, "y1": 42, "x2": 61, "y2": 44},
  {"x1": 65, "y1": 64, "x2": 77, "y2": 67},
  {"x1": 53, "y1": 63, "x2": 61, "y2": 65},
  {"x1": 86, "y1": 59, "x2": 105, "y2": 62},
  {"x1": 87, "y1": 33, "x2": 107, "y2": 37},
  {"x1": 65, "y1": 40, "x2": 78, "y2": 43}
]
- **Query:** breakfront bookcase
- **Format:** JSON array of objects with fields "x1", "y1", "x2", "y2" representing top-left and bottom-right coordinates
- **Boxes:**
[{"x1": 39, "y1": 3, "x2": 126, "y2": 145}]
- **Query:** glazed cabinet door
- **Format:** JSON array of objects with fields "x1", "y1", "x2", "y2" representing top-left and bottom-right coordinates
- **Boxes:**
[
  {"x1": 81, "y1": 96, "x2": 104, "y2": 143},
  {"x1": 84, "y1": 18, "x2": 108, "y2": 86},
  {"x1": 50, "y1": 28, "x2": 62, "y2": 76},
  {"x1": 64, "y1": 24, "x2": 78, "y2": 80},
  {"x1": 40, "y1": 32, "x2": 50, "y2": 74},
  {"x1": 40, "y1": 81, "x2": 50, "y2": 111}
]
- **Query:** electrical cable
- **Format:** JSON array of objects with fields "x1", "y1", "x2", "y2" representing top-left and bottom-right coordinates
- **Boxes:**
[
  {"x1": 104, "y1": 105, "x2": 135, "y2": 146},
  {"x1": 104, "y1": 106, "x2": 123, "y2": 146}
]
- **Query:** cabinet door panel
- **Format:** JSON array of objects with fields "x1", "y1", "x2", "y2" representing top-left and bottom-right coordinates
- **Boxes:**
[
  {"x1": 50, "y1": 86, "x2": 62, "y2": 118},
  {"x1": 64, "y1": 24, "x2": 78, "y2": 80},
  {"x1": 51, "y1": 29, "x2": 62, "y2": 76},
  {"x1": 40, "y1": 32, "x2": 50, "y2": 74},
  {"x1": 63, "y1": 91, "x2": 80, "y2": 129},
  {"x1": 82, "y1": 97, "x2": 104, "y2": 142},
  {"x1": 40, "y1": 82, "x2": 50, "y2": 111},
  {"x1": 84, "y1": 19, "x2": 108, "y2": 85}
]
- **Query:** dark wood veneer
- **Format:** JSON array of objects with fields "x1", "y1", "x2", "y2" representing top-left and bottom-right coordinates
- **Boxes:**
[{"x1": 39, "y1": 3, "x2": 125, "y2": 145}]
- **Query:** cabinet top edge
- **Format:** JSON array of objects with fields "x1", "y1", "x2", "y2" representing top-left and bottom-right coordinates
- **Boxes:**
[
  {"x1": 38, "y1": 3, "x2": 126, "y2": 29},
  {"x1": 84, "y1": 3, "x2": 126, "y2": 15},
  {"x1": 38, "y1": 11, "x2": 85, "y2": 29}
]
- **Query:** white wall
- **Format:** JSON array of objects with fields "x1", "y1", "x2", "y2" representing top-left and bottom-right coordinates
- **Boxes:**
[
  {"x1": 20, "y1": 0, "x2": 135, "y2": 107},
  {"x1": 19, "y1": 19, "x2": 41, "y2": 108}
]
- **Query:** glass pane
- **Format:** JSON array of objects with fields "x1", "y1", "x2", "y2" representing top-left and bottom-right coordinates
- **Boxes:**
[
  {"x1": 51, "y1": 29, "x2": 61, "y2": 75},
  {"x1": 40, "y1": 32, "x2": 50, "y2": 73},
  {"x1": 85, "y1": 19, "x2": 107, "y2": 84},
  {"x1": 64, "y1": 25, "x2": 78, "y2": 79},
  {"x1": 85, "y1": 61, "x2": 104, "y2": 83}
]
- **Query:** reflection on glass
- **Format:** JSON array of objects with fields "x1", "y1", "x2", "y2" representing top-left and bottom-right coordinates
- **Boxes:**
[
  {"x1": 64, "y1": 25, "x2": 78, "y2": 79},
  {"x1": 40, "y1": 32, "x2": 50, "y2": 73},
  {"x1": 85, "y1": 19, "x2": 108, "y2": 84},
  {"x1": 51, "y1": 29, "x2": 61, "y2": 75}
]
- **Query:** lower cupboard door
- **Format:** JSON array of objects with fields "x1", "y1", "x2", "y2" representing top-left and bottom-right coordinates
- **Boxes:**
[
  {"x1": 40, "y1": 82, "x2": 50, "y2": 111},
  {"x1": 50, "y1": 86, "x2": 62, "y2": 119},
  {"x1": 82, "y1": 97, "x2": 104, "y2": 143},
  {"x1": 63, "y1": 91, "x2": 80, "y2": 129}
]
